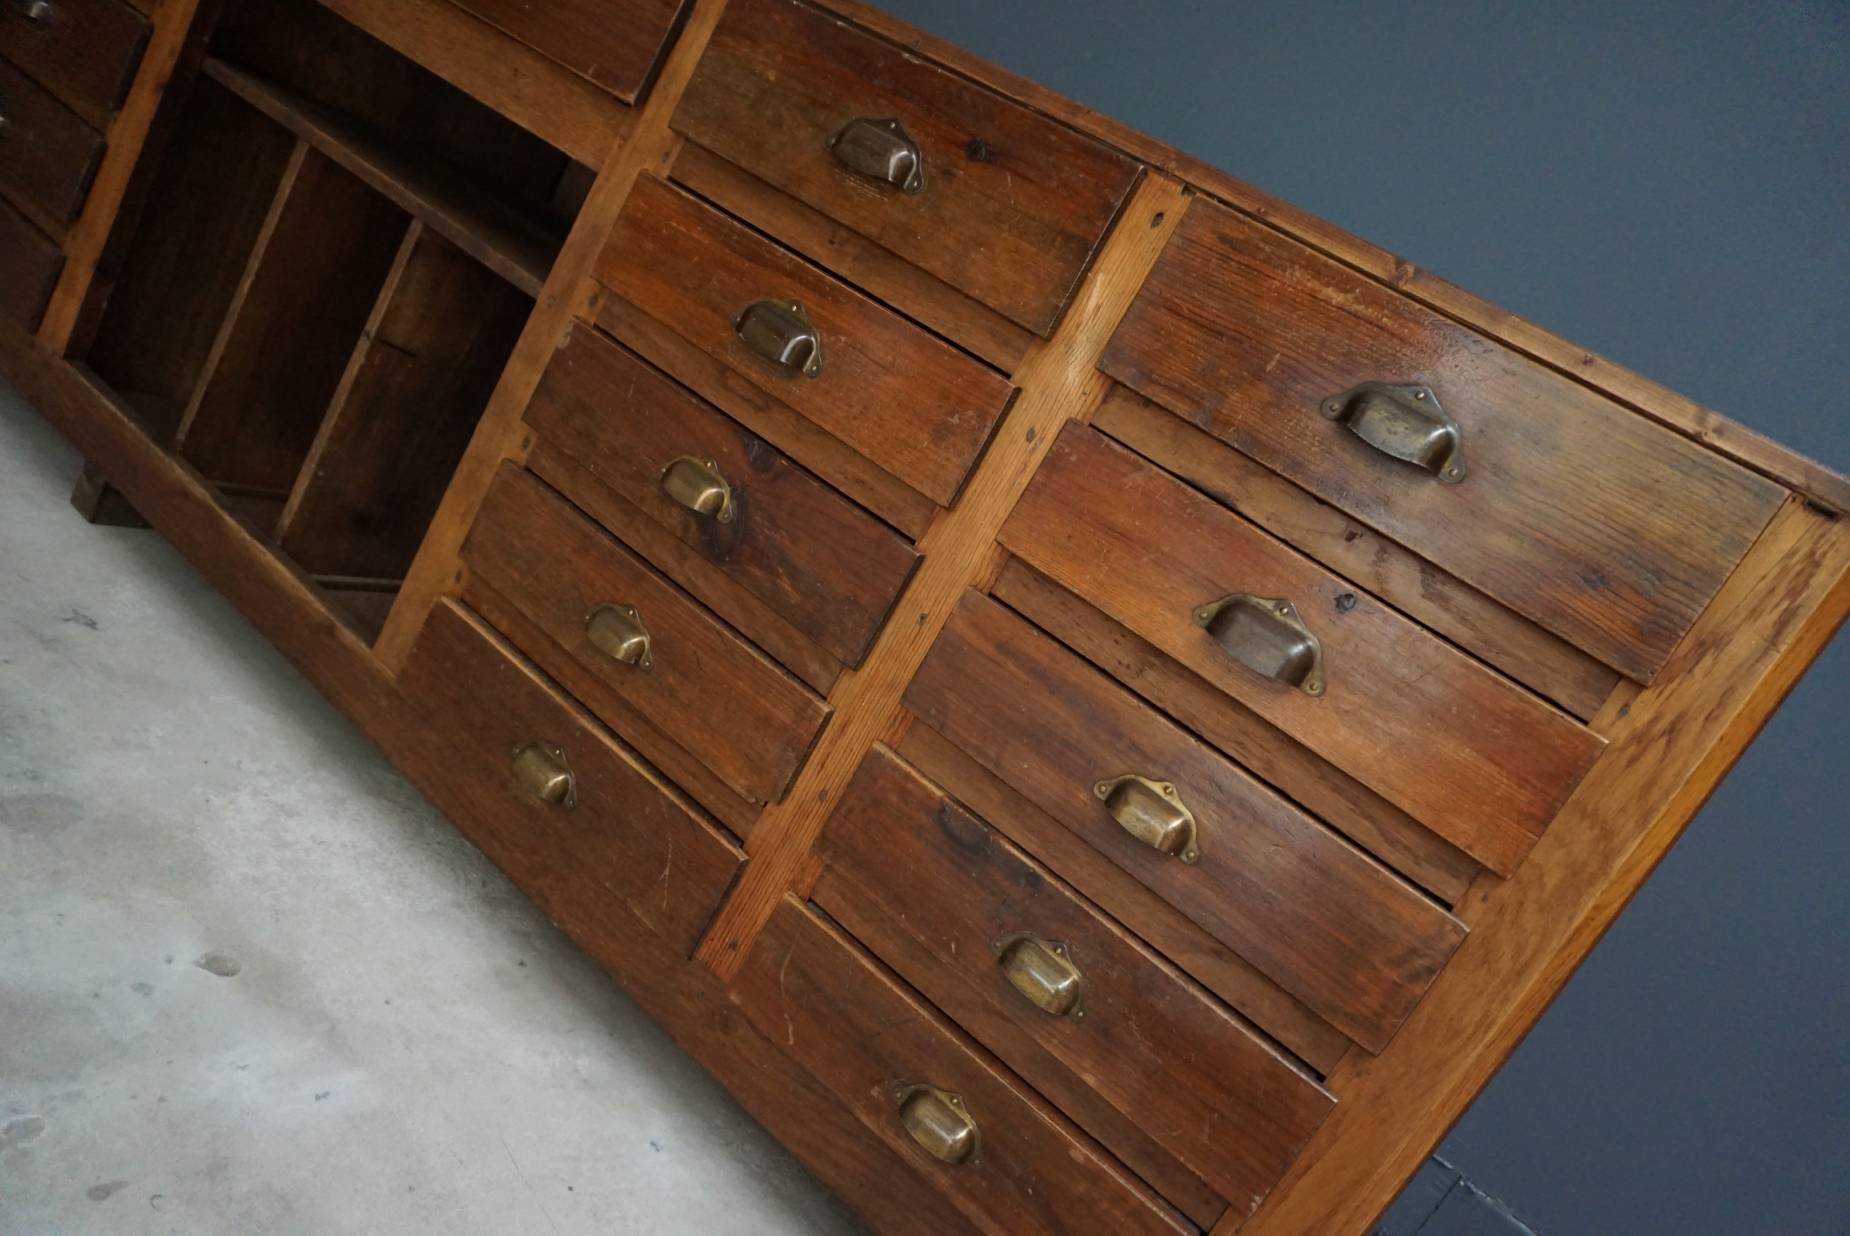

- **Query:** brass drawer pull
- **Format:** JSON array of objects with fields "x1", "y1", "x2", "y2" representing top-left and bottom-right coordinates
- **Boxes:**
[
  {"x1": 1322, "y1": 382, "x2": 1466, "y2": 484},
  {"x1": 13, "y1": 1, "x2": 53, "y2": 23},
  {"x1": 735, "y1": 298, "x2": 823, "y2": 378},
  {"x1": 585, "y1": 603, "x2": 654, "y2": 671},
  {"x1": 993, "y1": 933, "x2": 1086, "y2": 1019},
  {"x1": 830, "y1": 117, "x2": 924, "y2": 193},
  {"x1": 1094, "y1": 773, "x2": 1200, "y2": 864},
  {"x1": 1192, "y1": 593, "x2": 1326, "y2": 696},
  {"x1": 892, "y1": 1083, "x2": 978, "y2": 1165},
  {"x1": 510, "y1": 742, "x2": 576, "y2": 807},
  {"x1": 660, "y1": 455, "x2": 735, "y2": 523}
]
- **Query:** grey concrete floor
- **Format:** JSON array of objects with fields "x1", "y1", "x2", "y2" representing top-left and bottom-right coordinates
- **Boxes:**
[{"x1": 0, "y1": 382, "x2": 865, "y2": 1234}]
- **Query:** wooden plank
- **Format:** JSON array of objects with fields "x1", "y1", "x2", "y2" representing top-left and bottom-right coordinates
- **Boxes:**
[
  {"x1": 449, "y1": 0, "x2": 689, "y2": 105},
  {"x1": 0, "y1": 58, "x2": 105, "y2": 230},
  {"x1": 0, "y1": 194, "x2": 62, "y2": 331},
  {"x1": 694, "y1": 175, "x2": 1192, "y2": 977},
  {"x1": 1100, "y1": 201, "x2": 1787, "y2": 682},
  {"x1": 0, "y1": 0, "x2": 149, "y2": 131}
]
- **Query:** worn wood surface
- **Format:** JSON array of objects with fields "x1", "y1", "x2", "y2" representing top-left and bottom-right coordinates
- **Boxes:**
[
  {"x1": 0, "y1": 0, "x2": 148, "y2": 131},
  {"x1": 1002, "y1": 423, "x2": 1606, "y2": 875},
  {"x1": 673, "y1": 0, "x2": 1140, "y2": 337},
  {"x1": 525, "y1": 325, "x2": 919, "y2": 667},
  {"x1": 462, "y1": 463, "x2": 830, "y2": 807},
  {"x1": 0, "y1": 194, "x2": 62, "y2": 331},
  {"x1": 0, "y1": 58, "x2": 104, "y2": 230},
  {"x1": 1093, "y1": 384, "x2": 1619, "y2": 721},
  {"x1": 991, "y1": 556, "x2": 1480, "y2": 906},
  {"x1": 598, "y1": 174, "x2": 1016, "y2": 507},
  {"x1": 449, "y1": 0, "x2": 688, "y2": 104},
  {"x1": 816, "y1": 744, "x2": 1335, "y2": 1227},
  {"x1": 1102, "y1": 202, "x2": 1788, "y2": 682},
  {"x1": 736, "y1": 897, "x2": 1194, "y2": 1236}
]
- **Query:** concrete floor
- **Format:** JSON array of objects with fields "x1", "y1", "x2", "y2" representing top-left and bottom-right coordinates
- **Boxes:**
[{"x1": 0, "y1": 383, "x2": 865, "y2": 1234}]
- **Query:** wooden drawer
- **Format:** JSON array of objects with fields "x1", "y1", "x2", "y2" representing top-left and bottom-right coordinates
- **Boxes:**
[
  {"x1": 524, "y1": 325, "x2": 919, "y2": 670},
  {"x1": 905, "y1": 590, "x2": 1466, "y2": 1052},
  {"x1": 814, "y1": 745, "x2": 1336, "y2": 1229},
  {"x1": 0, "y1": 0, "x2": 148, "y2": 132},
  {"x1": 599, "y1": 174, "x2": 1015, "y2": 508},
  {"x1": 0, "y1": 191, "x2": 60, "y2": 329},
  {"x1": 674, "y1": 0, "x2": 1140, "y2": 339},
  {"x1": 448, "y1": 0, "x2": 686, "y2": 105},
  {"x1": 0, "y1": 57, "x2": 103, "y2": 227},
  {"x1": 1100, "y1": 200, "x2": 1787, "y2": 682},
  {"x1": 460, "y1": 463, "x2": 830, "y2": 808},
  {"x1": 399, "y1": 600, "x2": 743, "y2": 956},
  {"x1": 1000, "y1": 423, "x2": 1606, "y2": 877},
  {"x1": 735, "y1": 897, "x2": 1192, "y2": 1236}
]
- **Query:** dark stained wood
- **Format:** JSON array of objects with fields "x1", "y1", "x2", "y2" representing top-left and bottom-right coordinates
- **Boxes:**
[
  {"x1": 0, "y1": 0, "x2": 148, "y2": 131},
  {"x1": 525, "y1": 326, "x2": 920, "y2": 667},
  {"x1": 597, "y1": 174, "x2": 1016, "y2": 508},
  {"x1": 85, "y1": 76, "x2": 298, "y2": 411},
  {"x1": 991, "y1": 556, "x2": 1480, "y2": 906},
  {"x1": 1093, "y1": 384, "x2": 1619, "y2": 721},
  {"x1": 399, "y1": 599, "x2": 743, "y2": 957},
  {"x1": 673, "y1": 0, "x2": 1142, "y2": 337},
  {"x1": 0, "y1": 192, "x2": 61, "y2": 331},
  {"x1": 734, "y1": 897, "x2": 1194, "y2": 1236},
  {"x1": 176, "y1": 148, "x2": 409, "y2": 491},
  {"x1": 1100, "y1": 201, "x2": 1788, "y2": 682},
  {"x1": 449, "y1": 0, "x2": 688, "y2": 104},
  {"x1": 461, "y1": 463, "x2": 831, "y2": 807},
  {"x1": 1001, "y1": 424, "x2": 1607, "y2": 876},
  {"x1": 69, "y1": 460, "x2": 146, "y2": 527},
  {"x1": 278, "y1": 225, "x2": 532, "y2": 580},
  {"x1": 905, "y1": 591, "x2": 1468, "y2": 1052},
  {"x1": 0, "y1": 58, "x2": 104, "y2": 229},
  {"x1": 320, "y1": 581, "x2": 398, "y2": 643},
  {"x1": 815, "y1": 745, "x2": 1336, "y2": 1227}
]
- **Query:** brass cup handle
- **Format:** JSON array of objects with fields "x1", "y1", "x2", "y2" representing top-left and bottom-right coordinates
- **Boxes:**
[
  {"x1": 735, "y1": 298, "x2": 823, "y2": 378},
  {"x1": 893, "y1": 1083, "x2": 979, "y2": 1165},
  {"x1": 1094, "y1": 774, "x2": 1199, "y2": 864},
  {"x1": 585, "y1": 603, "x2": 653, "y2": 671},
  {"x1": 993, "y1": 933, "x2": 1086, "y2": 1020},
  {"x1": 1192, "y1": 593, "x2": 1326, "y2": 696},
  {"x1": 14, "y1": 0, "x2": 53, "y2": 23},
  {"x1": 511, "y1": 742, "x2": 576, "y2": 807},
  {"x1": 830, "y1": 117, "x2": 924, "y2": 193},
  {"x1": 1322, "y1": 382, "x2": 1466, "y2": 484},
  {"x1": 660, "y1": 455, "x2": 734, "y2": 523}
]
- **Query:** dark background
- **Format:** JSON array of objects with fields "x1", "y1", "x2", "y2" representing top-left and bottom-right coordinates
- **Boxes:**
[{"x1": 870, "y1": 2, "x2": 1850, "y2": 1232}]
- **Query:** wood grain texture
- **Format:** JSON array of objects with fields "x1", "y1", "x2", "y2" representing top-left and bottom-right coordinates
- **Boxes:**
[
  {"x1": 906, "y1": 591, "x2": 1466, "y2": 1052},
  {"x1": 735, "y1": 897, "x2": 1193, "y2": 1236},
  {"x1": 694, "y1": 176, "x2": 1191, "y2": 976},
  {"x1": 1101, "y1": 201, "x2": 1787, "y2": 682},
  {"x1": 816, "y1": 744, "x2": 1335, "y2": 1227},
  {"x1": 598, "y1": 173, "x2": 1016, "y2": 507},
  {"x1": 0, "y1": 57, "x2": 104, "y2": 230},
  {"x1": 462, "y1": 463, "x2": 830, "y2": 807},
  {"x1": 0, "y1": 193, "x2": 61, "y2": 330},
  {"x1": 449, "y1": 0, "x2": 689, "y2": 104},
  {"x1": 0, "y1": 0, "x2": 148, "y2": 130},
  {"x1": 524, "y1": 325, "x2": 919, "y2": 667},
  {"x1": 991, "y1": 556, "x2": 1480, "y2": 906},
  {"x1": 1001, "y1": 423, "x2": 1605, "y2": 875},
  {"x1": 673, "y1": 0, "x2": 1141, "y2": 337},
  {"x1": 1093, "y1": 384, "x2": 1618, "y2": 721}
]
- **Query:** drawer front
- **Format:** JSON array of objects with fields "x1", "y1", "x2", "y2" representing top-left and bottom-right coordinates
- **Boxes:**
[
  {"x1": 1100, "y1": 201, "x2": 1787, "y2": 682},
  {"x1": 0, "y1": 190, "x2": 59, "y2": 329},
  {"x1": 905, "y1": 590, "x2": 1466, "y2": 1052},
  {"x1": 599, "y1": 174, "x2": 1015, "y2": 507},
  {"x1": 461, "y1": 463, "x2": 830, "y2": 807},
  {"x1": 525, "y1": 326, "x2": 919, "y2": 668},
  {"x1": 735, "y1": 898, "x2": 1192, "y2": 1236},
  {"x1": 0, "y1": 0, "x2": 148, "y2": 130},
  {"x1": 814, "y1": 745, "x2": 1335, "y2": 1228},
  {"x1": 674, "y1": 0, "x2": 1141, "y2": 338},
  {"x1": 1000, "y1": 423, "x2": 1605, "y2": 877},
  {"x1": 448, "y1": 0, "x2": 686, "y2": 105},
  {"x1": 0, "y1": 57, "x2": 102, "y2": 225},
  {"x1": 399, "y1": 600, "x2": 743, "y2": 956}
]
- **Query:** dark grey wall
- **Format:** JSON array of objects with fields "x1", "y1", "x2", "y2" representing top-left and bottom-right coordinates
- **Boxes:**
[{"x1": 868, "y1": 2, "x2": 1850, "y2": 1232}]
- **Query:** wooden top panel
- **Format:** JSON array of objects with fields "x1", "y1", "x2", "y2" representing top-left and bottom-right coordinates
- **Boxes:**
[{"x1": 448, "y1": 0, "x2": 688, "y2": 105}]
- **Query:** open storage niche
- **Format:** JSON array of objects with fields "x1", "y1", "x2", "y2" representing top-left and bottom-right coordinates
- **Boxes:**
[{"x1": 75, "y1": 0, "x2": 581, "y2": 642}]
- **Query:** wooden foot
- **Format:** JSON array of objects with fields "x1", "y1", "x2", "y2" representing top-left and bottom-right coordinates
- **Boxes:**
[{"x1": 71, "y1": 461, "x2": 150, "y2": 528}]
